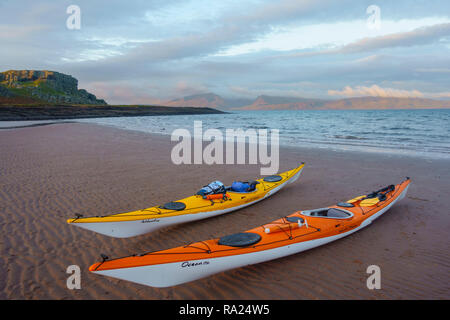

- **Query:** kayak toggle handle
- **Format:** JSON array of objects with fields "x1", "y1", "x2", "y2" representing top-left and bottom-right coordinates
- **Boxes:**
[
  {"x1": 264, "y1": 217, "x2": 308, "y2": 234},
  {"x1": 100, "y1": 254, "x2": 109, "y2": 262}
]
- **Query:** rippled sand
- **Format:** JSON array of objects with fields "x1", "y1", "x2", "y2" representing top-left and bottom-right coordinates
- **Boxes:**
[{"x1": 0, "y1": 123, "x2": 448, "y2": 299}]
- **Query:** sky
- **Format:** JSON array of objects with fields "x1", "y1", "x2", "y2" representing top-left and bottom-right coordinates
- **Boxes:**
[{"x1": 0, "y1": 0, "x2": 449, "y2": 104}]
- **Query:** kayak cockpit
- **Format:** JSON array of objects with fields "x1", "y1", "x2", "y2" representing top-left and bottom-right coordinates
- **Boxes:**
[{"x1": 301, "y1": 207, "x2": 354, "y2": 219}]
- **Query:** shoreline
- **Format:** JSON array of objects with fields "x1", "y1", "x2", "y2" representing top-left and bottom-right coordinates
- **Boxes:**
[
  {"x1": 0, "y1": 122, "x2": 449, "y2": 299},
  {"x1": 0, "y1": 120, "x2": 77, "y2": 129},
  {"x1": 0, "y1": 105, "x2": 225, "y2": 121}
]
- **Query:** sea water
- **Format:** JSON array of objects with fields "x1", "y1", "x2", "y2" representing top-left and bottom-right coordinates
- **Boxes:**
[{"x1": 78, "y1": 109, "x2": 450, "y2": 159}]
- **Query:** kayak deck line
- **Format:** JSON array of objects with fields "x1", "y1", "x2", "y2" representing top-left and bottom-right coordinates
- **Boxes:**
[
  {"x1": 122, "y1": 165, "x2": 301, "y2": 216},
  {"x1": 111, "y1": 179, "x2": 405, "y2": 259},
  {"x1": 89, "y1": 178, "x2": 410, "y2": 282},
  {"x1": 70, "y1": 164, "x2": 303, "y2": 221},
  {"x1": 93, "y1": 224, "x2": 323, "y2": 271},
  {"x1": 67, "y1": 163, "x2": 305, "y2": 237}
]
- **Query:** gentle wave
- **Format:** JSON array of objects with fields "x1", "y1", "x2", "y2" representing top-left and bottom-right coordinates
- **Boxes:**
[
  {"x1": 332, "y1": 135, "x2": 367, "y2": 140},
  {"x1": 78, "y1": 109, "x2": 450, "y2": 159}
]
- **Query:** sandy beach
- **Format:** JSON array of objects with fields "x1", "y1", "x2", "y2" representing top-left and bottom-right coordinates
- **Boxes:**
[{"x1": 0, "y1": 122, "x2": 449, "y2": 299}]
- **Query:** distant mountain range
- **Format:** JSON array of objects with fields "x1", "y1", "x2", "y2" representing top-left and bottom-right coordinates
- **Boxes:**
[
  {"x1": 165, "y1": 93, "x2": 253, "y2": 109},
  {"x1": 2, "y1": 71, "x2": 449, "y2": 110},
  {"x1": 165, "y1": 93, "x2": 450, "y2": 110}
]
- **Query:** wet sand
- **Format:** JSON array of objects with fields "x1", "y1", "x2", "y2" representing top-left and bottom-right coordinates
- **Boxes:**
[{"x1": 0, "y1": 122, "x2": 449, "y2": 299}]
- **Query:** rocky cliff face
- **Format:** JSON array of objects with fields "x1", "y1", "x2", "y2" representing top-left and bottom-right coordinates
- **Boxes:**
[{"x1": 0, "y1": 70, "x2": 107, "y2": 105}]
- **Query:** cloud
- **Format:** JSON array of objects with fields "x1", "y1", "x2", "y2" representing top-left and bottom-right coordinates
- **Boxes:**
[
  {"x1": 173, "y1": 81, "x2": 210, "y2": 97},
  {"x1": 337, "y1": 23, "x2": 450, "y2": 53},
  {"x1": 92, "y1": 0, "x2": 350, "y2": 64},
  {"x1": 328, "y1": 84, "x2": 450, "y2": 99},
  {"x1": 229, "y1": 84, "x2": 319, "y2": 99},
  {"x1": 0, "y1": 25, "x2": 50, "y2": 40},
  {"x1": 1, "y1": 0, "x2": 450, "y2": 103},
  {"x1": 291, "y1": 22, "x2": 450, "y2": 57},
  {"x1": 429, "y1": 91, "x2": 450, "y2": 98},
  {"x1": 416, "y1": 68, "x2": 450, "y2": 73},
  {"x1": 84, "y1": 81, "x2": 166, "y2": 105},
  {"x1": 328, "y1": 85, "x2": 424, "y2": 98}
]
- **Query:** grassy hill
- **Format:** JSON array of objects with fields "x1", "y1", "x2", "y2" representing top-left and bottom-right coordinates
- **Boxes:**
[{"x1": 0, "y1": 70, "x2": 107, "y2": 105}]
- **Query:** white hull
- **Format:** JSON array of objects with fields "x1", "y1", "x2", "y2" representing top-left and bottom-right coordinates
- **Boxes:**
[
  {"x1": 74, "y1": 168, "x2": 303, "y2": 238},
  {"x1": 93, "y1": 184, "x2": 409, "y2": 287}
]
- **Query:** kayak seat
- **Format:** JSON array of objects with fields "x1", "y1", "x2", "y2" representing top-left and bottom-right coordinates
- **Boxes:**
[
  {"x1": 218, "y1": 232, "x2": 262, "y2": 247},
  {"x1": 286, "y1": 216, "x2": 304, "y2": 223},
  {"x1": 326, "y1": 208, "x2": 350, "y2": 218},
  {"x1": 307, "y1": 208, "x2": 351, "y2": 218}
]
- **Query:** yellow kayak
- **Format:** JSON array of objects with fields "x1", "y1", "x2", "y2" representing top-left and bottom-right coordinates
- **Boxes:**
[{"x1": 67, "y1": 163, "x2": 304, "y2": 238}]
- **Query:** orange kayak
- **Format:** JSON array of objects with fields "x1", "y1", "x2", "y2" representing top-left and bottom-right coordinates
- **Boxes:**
[{"x1": 89, "y1": 178, "x2": 411, "y2": 287}]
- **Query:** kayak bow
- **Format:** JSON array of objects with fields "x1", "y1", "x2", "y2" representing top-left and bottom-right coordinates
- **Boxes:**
[
  {"x1": 89, "y1": 178, "x2": 410, "y2": 288},
  {"x1": 67, "y1": 163, "x2": 304, "y2": 238}
]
